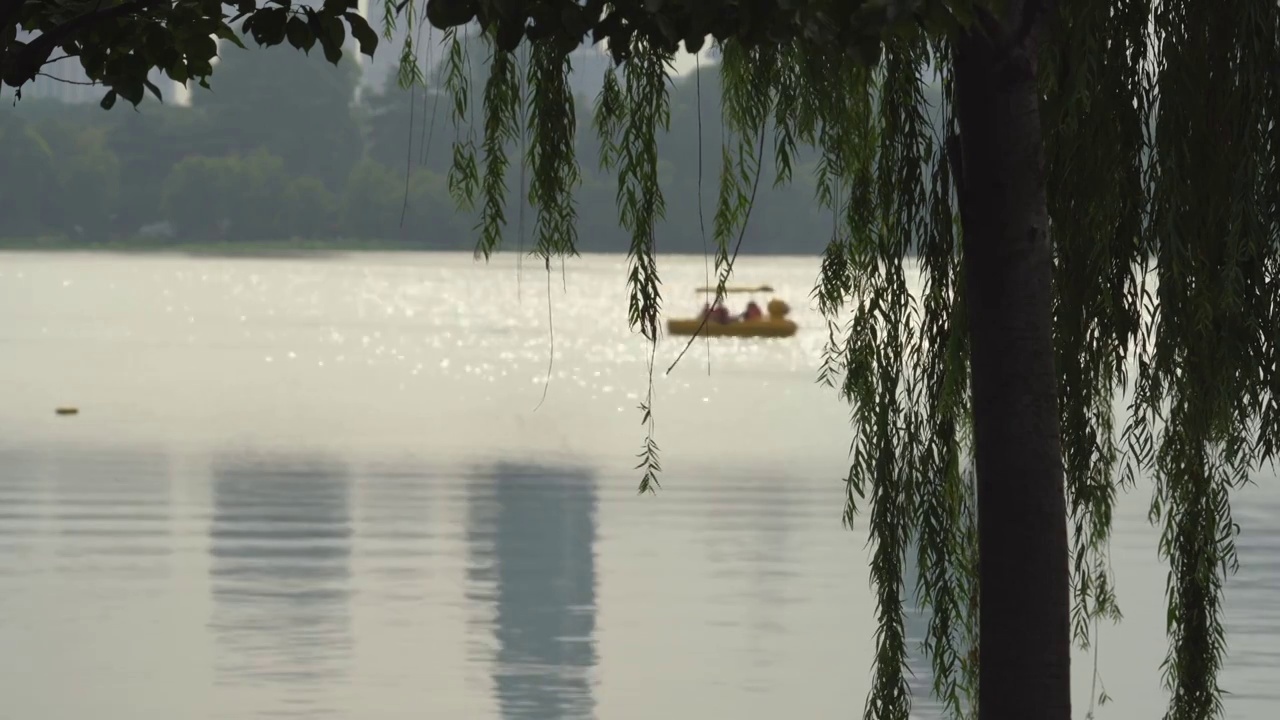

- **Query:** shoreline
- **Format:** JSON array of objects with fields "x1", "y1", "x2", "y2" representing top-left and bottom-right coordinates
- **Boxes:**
[
  {"x1": 0, "y1": 237, "x2": 435, "y2": 258},
  {"x1": 0, "y1": 237, "x2": 825, "y2": 258}
]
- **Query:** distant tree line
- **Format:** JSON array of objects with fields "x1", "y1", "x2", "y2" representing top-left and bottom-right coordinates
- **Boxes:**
[{"x1": 0, "y1": 39, "x2": 942, "y2": 254}]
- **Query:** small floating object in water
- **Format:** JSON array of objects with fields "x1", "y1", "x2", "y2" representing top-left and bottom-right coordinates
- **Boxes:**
[{"x1": 55, "y1": 407, "x2": 79, "y2": 416}]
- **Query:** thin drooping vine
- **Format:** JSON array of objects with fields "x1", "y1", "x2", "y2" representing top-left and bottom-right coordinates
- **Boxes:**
[
  {"x1": 663, "y1": 44, "x2": 774, "y2": 375},
  {"x1": 443, "y1": 28, "x2": 478, "y2": 212},
  {"x1": 695, "y1": 53, "x2": 711, "y2": 375},
  {"x1": 617, "y1": 39, "x2": 671, "y2": 493},
  {"x1": 533, "y1": 255, "x2": 555, "y2": 412},
  {"x1": 400, "y1": 67, "x2": 417, "y2": 227},
  {"x1": 516, "y1": 42, "x2": 530, "y2": 298},
  {"x1": 663, "y1": 119, "x2": 766, "y2": 376},
  {"x1": 396, "y1": 2, "x2": 428, "y2": 227}
]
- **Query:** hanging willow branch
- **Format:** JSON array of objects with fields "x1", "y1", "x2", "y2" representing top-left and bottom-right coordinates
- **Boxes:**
[
  {"x1": 1135, "y1": 0, "x2": 1280, "y2": 717},
  {"x1": 390, "y1": 1, "x2": 1280, "y2": 719}
]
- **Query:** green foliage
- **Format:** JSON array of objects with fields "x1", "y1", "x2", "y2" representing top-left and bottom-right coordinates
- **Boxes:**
[
  {"x1": 153, "y1": 149, "x2": 463, "y2": 244},
  {"x1": 46, "y1": 122, "x2": 121, "y2": 239},
  {"x1": 1, "y1": 0, "x2": 378, "y2": 104},
  {"x1": 341, "y1": 159, "x2": 408, "y2": 239},
  {"x1": 419, "y1": 0, "x2": 973, "y2": 58},
  {"x1": 161, "y1": 150, "x2": 290, "y2": 240},
  {"x1": 279, "y1": 175, "x2": 338, "y2": 238},
  {"x1": 0, "y1": 114, "x2": 57, "y2": 235}
]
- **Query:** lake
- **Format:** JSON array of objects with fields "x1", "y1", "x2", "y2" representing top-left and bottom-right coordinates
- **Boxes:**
[{"x1": 0, "y1": 251, "x2": 1275, "y2": 719}]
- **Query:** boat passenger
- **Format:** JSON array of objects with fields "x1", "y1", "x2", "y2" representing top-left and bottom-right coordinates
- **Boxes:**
[
  {"x1": 710, "y1": 303, "x2": 732, "y2": 324},
  {"x1": 742, "y1": 300, "x2": 763, "y2": 321}
]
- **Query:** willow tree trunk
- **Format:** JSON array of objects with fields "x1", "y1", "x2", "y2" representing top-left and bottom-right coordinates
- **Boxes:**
[{"x1": 950, "y1": 5, "x2": 1072, "y2": 720}]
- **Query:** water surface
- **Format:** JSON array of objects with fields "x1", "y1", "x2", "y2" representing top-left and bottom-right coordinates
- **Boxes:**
[{"x1": 0, "y1": 251, "x2": 1275, "y2": 719}]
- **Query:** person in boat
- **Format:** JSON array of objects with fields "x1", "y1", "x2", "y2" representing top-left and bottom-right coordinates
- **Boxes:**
[
  {"x1": 701, "y1": 300, "x2": 732, "y2": 324},
  {"x1": 742, "y1": 300, "x2": 763, "y2": 322}
]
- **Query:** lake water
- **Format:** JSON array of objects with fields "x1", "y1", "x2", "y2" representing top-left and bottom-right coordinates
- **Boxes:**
[{"x1": 0, "y1": 251, "x2": 1275, "y2": 719}]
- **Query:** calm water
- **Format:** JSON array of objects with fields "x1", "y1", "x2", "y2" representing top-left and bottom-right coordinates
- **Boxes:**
[{"x1": 0, "y1": 251, "x2": 1275, "y2": 719}]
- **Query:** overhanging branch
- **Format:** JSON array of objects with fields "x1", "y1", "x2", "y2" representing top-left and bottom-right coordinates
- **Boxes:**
[
  {"x1": 0, "y1": 0, "x2": 29, "y2": 33},
  {"x1": 1, "y1": 0, "x2": 164, "y2": 88}
]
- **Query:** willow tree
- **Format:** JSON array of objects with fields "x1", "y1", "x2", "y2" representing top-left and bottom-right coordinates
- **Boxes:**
[
  {"x1": 409, "y1": 1, "x2": 1280, "y2": 720},
  {"x1": 2, "y1": 0, "x2": 1277, "y2": 718}
]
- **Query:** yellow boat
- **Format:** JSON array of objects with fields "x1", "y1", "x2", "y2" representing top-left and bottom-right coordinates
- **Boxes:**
[{"x1": 666, "y1": 286, "x2": 798, "y2": 338}]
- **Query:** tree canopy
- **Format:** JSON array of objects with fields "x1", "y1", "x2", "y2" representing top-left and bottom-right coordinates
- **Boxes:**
[
  {"x1": 0, "y1": 0, "x2": 379, "y2": 106},
  {"x1": 3, "y1": 1, "x2": 1279, "y2": 720}
]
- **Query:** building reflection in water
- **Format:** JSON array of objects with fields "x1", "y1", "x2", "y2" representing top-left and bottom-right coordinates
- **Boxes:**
[
  {"x1": 0, "y1": 442, "x2": 174, "y2": 596},
  {"x1": 208, "y1": 451, "x2": 353, "y2": 700},
  {"x1": 49, "y1": 445, "x2": 174, "y2": 576},
  {"x1": 465, "y1": 462, "x2": 598, "y2": 720},
  {"x1": 701, "y1": 476, "x2": 801, "y2": 675}
]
